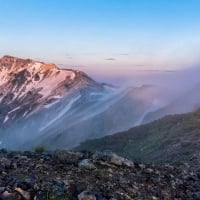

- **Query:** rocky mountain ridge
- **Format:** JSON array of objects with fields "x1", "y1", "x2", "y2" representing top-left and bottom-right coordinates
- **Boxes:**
[{"x1": 0, "y1": 55, "x2": 103, "y2": 126}]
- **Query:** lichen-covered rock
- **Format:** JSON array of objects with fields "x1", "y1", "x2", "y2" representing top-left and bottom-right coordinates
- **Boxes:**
[
  {"x1": 78, "y1": 159, "x2": 96, "y2": 170},
  {"x1": 54, "y1": 150, "x2": 83, "y2": 164},
  {"x1": 93, "y1": 151, "x2": 134, "y2": 167},
  {"x1": 78, "y1": 191, "x2": 96, "y2": 200}
]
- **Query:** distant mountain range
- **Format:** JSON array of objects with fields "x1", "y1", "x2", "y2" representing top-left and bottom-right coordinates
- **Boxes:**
[
  {"x1": 0, "y1": 55, "x2": 164, "y2": 149},
  {"x1": 1, "y1": 55, "x2": 200, "y2": 157}
]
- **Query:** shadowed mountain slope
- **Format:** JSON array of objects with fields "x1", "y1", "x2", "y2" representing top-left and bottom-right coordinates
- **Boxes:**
[{"x1": 76, "y1": 109, "x2": 200, "y2": 165}]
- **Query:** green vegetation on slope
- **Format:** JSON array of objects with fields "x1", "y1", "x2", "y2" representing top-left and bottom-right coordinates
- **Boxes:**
[{"x1": 75, "y1": 110, "x2": 200, "y2": 164}]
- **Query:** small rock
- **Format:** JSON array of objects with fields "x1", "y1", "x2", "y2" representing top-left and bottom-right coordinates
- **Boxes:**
[
  {"x1": 15, "y1": 187, "x2": 31, "y2": 200},
  {"x1": 1, "y1": 158, "x2": 11, "y2": 168},
  {"x1": 54, "y1": 150, "x2": 83, "y2": 164},
  {"x1": 138, "y1": 164, "x2": 146, "y2": 169},
  {"x1": 78, "y1": 191, "x2": 96, "y2": 200},
  {"x1": 123, "y1": 159, "x2": 134, "y2": 167},
  {"x1": 110, "y1": 153, "x2": 125, "y2": 166},
  {"x1": 0, "y1": 187, "x2": 5, "y2": 193},
  {"x1": 144, "y1": 168, "x2": 154, "y2": 173},
  {"x1": 0, "y1": 191, "x2": 21, "y2": 200},
  {"x1": 78, "y1": 159, "x2": 96, "y2": 170},
  {"x1": 108, "y1": 168, "x2": 113, "y2": 173}
]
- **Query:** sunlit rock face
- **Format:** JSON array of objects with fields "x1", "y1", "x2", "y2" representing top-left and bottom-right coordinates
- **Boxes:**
[{"x1": 0, "y1": 55, "x2": 103, "y2": 126}]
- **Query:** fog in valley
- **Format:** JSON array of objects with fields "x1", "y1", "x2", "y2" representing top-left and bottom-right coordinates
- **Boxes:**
[{"x1": 1, "y1": 66, "x2": 200, "y2": 150}]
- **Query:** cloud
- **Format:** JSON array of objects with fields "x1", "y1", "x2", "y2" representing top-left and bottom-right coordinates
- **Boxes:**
[
  {"x1": 119, "y1": 53, "x2": 129, "y2": 56},
  {"x1": 65, "y1": 54, "x2": 72, "y2": 59},
  {"x1": 136, "y1": 69, "x2": 176, "y2": 73},
  {"x1": 73, "y1": 65, "x2": 85, "y2": 68},
  {"x1": 81, "y1": 52, "x2": 97, "y2": 55},
  {"x1": 105, "y1": 58, "x2": 116, "y2": 61}
]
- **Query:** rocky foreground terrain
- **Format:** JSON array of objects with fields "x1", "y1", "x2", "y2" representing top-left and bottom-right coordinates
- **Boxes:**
[{"x1": 0, "y1": 149, "x2": 199, "y2": 200}]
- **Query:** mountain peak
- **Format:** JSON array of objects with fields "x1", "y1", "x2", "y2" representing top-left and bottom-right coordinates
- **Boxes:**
[
  {"x1": 0, "y1": 55, "x2": 33, "y2": 69},
  {"x1": 0, "y1": 55, "x2": 103, "y2": 125},
  {"x1": 0, "y1": 55, "x2": 33, "y2": 62},
  {"x1": 0, "y1": 55, "x2": 64, "y2": 76}
]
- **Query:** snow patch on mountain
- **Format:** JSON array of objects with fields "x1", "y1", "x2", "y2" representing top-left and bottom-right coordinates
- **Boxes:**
[
  {"x1": 3, "y1": 115, "x2": 9, "y2": 123},
  {"x1": 44, "y1": 98, "x2": 61, "y2": 109},
  {"x1": 40, "y1": 95, "x2": 81, "y2": 131},
  {"x1": 8, "y1": 107, "x2": 21, "y2": 114}
]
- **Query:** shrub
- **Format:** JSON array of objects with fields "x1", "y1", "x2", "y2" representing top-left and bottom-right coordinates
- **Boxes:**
[{"x1": 34, "y1": 146, "x2": 46, "y2": 153}]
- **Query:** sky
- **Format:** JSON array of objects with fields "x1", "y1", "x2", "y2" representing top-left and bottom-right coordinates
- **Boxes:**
[{"x1": 1, "y1": 0, "x2": 200, "y2": 81}]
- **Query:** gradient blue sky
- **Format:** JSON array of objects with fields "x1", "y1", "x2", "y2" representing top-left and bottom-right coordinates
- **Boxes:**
[{"x1": 1, "y1": 0, "x2": 200, "y2": 79}]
